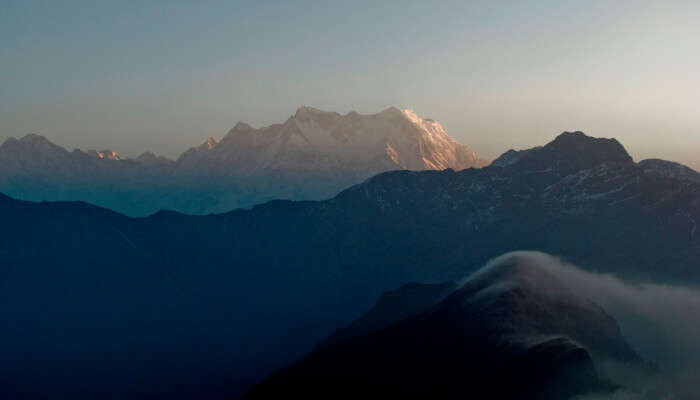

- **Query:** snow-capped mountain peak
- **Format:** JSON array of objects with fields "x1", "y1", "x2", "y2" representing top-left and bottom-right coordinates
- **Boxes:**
[
  {"x1": 200, "y1": 106, "x2": 487, "y2": 174},
  {"x1": 88, "y1": 150, "x2": 121, "y2": 160},
  {"x1": 203, "y1": 136, "x2": 218, "y2": 150}
]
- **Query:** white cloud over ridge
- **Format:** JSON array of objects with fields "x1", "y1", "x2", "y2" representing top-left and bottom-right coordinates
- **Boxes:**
[{"x1": 474, "y1": 252, "x2": 700, "y2": 400}]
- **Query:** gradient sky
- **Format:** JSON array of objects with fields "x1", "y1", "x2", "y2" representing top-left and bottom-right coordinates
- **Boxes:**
[{"x1": 1, "y1": 0, "x2": 698, "y2": 169}]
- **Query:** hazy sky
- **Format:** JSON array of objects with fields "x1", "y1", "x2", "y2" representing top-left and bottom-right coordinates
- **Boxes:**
[{"x1": 1, "y1": 1, "x2": 698, "y2": 169}]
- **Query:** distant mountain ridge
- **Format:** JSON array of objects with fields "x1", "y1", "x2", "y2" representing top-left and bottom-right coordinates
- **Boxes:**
[{"x1": 0, "y1": 107, "x2": 487, "y2": 215}]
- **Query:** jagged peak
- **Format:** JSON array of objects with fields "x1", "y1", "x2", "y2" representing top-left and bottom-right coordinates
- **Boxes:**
[
  {"x1": 400, "y1": 108, "x2": 418, "y2": 116},
  {"x1": 294, "y1": 105, "x2": 339, "y2": 117},
  {"x1": 175, "y1": 136, "x2": 219, "y2": 162},
  {"x1": 400, "y1": 108, "x2": 443, "y2": 128},
  {"x1": 88, "y1": 149, "x2": 121, "y2": 160},
  {"x1": 220, "y1": 123, "x2": 255, "y2": 143},
  {"x1": 200, "y1": 136, "x2": 218, "y2": 150},
  {"x1": 231, "y1": 122, "x2": 254, "y2": 132},
  {"x1": 378, "y1": 106, "x2": 402, "y2": 117},
  {"x1": 295, "y1": 105, "x2": 319, "y2": 115}
]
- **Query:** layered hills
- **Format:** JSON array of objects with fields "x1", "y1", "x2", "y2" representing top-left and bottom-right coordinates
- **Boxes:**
[{"x1": 0, "y1": 132, "x2": 697, "y2": 398}]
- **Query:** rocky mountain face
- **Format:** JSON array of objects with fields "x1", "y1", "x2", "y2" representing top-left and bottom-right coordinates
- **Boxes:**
[
  {"x1": 178, "y1": 107, "x2": 486, "y2": 175},
  {"x1": 0, "y1": 132, "x2": 697, "y2": 398},
  {"x1": 246, "y1": 252, "x2": 641, "y2": 400},
  {"x1": 0, "y1": 107, "x2": 487, "y2": 216},
  {"x1": 639, "y1": 158, "x2": 700, "y2": 184}
]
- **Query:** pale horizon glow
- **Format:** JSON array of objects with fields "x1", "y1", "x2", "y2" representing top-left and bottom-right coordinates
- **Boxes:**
[{"x1": 1, "y1": 1, "x2": 698, "y2": 169}]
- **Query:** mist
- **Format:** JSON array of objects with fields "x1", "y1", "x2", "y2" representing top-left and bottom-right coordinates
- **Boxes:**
[{"x1": 478, "y1": 252, "x2": 700, "y2": 399}]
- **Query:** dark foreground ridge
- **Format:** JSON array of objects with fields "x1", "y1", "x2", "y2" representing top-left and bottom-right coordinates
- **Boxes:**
[{"x1": 245, "y1": 252, "x2": 640, "y2": 400}]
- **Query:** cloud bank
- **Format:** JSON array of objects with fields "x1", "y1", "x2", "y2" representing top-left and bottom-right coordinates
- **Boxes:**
[{"x1": 473, "y1": 252, "x2": 700, "y2": 400}]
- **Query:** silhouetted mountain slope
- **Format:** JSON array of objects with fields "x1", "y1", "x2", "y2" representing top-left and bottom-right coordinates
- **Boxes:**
[
  {"x1": 0, "y1": 107, "x2": 486, "y2": 216},
  {"x1": 246, "y1": 252, "x2": 640, "y2": 400},
  {"x1": 517, "y1": 131, "x2": 632, "y2": 174},
  {"x1": 0, "y1": 132, "x2": 697, "y2": 398},
  {"x1": 318, "y1": 281, "x2": 457, "y2": 349}
]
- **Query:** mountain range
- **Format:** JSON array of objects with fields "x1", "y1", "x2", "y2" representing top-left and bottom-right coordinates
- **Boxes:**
[
  {"x1": 0, "y1": 131, "x2": 698, "y2": 398},
  {"x1": 0, "y1": 107, "x2": 487, "y2": 216}
]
